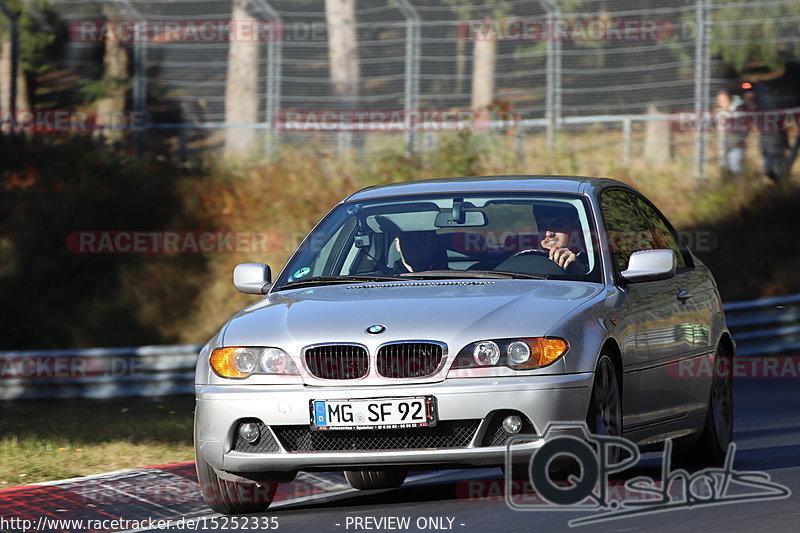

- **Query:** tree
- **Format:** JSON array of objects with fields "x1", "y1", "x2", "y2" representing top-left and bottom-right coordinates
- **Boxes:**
[
  {"x1": 93, "y1": 4, "x2": 129, "y2": 143},
  {"x1": 0, "y1": 0, "x2": 59, "y2": 115},
  {"x1": 0, "y1": 36, "x2": 26, "y2": 113},
  {"x1": 709, "y1": 0, "x2": 800, "y2": 71},
  {"x1": 325, "y1": 0, "x2": 359, "y2": 108},
  {"x1": 224, "y1": 0, "x2": 260, "y2": 158},
  {"x1": 444, "y1": 0, "x2": 506, "y2": 112},
  {"x1": 471, "y1": 36, "x2": 496, "y2": 112}
]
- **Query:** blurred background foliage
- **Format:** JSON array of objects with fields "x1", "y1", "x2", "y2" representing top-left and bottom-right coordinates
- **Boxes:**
[{"x1": 1, "y1": 132, "x2": 798, "y2": 350}]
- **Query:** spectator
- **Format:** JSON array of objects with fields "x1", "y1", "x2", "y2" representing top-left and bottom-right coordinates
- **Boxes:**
[
  {"x1": 716, "y1": 88, "x2": 749, "y2": 178},
  {"x1": 752, "y1": 83, "x2": 789, "y2": 183}
]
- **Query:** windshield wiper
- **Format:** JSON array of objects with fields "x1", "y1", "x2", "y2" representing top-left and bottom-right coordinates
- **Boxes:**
[
  {"x1": 279, "y1": 275, "x2": 401, "y2": 290},
  {"x1": 398, "y1": 270, "x2": 548, "y2": 280}
]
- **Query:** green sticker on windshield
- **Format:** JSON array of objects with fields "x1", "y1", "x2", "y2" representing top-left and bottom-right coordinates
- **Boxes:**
[{"x1": 293, "y1": 267, "x2": 311, "y2": 279}]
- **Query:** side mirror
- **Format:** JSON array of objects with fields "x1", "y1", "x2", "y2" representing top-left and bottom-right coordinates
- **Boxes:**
[
  {"x1": 233, "y1": 263, "x2": 272, "y2": 294},
  {"x1": 620, "y1": 250, "x2": 676, "y2": 283}
]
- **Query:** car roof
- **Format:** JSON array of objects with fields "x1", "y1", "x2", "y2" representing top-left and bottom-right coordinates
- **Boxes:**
[{"x1": 343, "y1": 175, "x2": 635, "y2": 202}]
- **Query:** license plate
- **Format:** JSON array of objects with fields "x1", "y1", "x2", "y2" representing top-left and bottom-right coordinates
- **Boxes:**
[{"x1": 310, "y1": 396, "x2": 436, "y2": 430}]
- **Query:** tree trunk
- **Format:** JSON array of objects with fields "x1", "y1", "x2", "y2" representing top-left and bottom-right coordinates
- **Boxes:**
[
  {"x1": 455, "y1": 38, "x2": 466, "y2": 99},
  {"x1": 0, "y1": 38, "x2": 29, "y2": 116},
  {"x1": 224, "y1": 0, "x2": 260, "y2": 158},
  {"x1": 471, "y1": 37, "x2": 496, "y2": 112},
  {"x1": 325, "y1": 0, "x2": 359, "y2": 105},
  {"x1": 96, "y1": 8, "x2": 129, "y2": 143}
]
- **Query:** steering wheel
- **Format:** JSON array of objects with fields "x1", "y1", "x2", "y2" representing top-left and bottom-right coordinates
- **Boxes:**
[
  {"x1": 512, "y1": 249, "x2": 551, "y2": 258},
  {"x1": 496, "y1": 249, "x2": 568, "y2": 277}
]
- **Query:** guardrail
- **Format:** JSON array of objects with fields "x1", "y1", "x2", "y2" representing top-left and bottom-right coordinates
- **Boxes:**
[
  {"x1": 0, "y1": 344, "x2": 200, "y2": 400},
  {"x1": 1, "y1": 293, "x2": 799, "y2": 400},
  {"x1": 724, "y1": 293, "x2": 800, "y2": 357}
]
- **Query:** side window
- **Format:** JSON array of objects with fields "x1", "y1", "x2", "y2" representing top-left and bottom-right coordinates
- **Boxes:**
[
  {"x1": 600, "y1": 190, "x2": 655, "y2": 273},
  {"x1": 628, "y1": 195, "x2": 687, "y2": 270}
]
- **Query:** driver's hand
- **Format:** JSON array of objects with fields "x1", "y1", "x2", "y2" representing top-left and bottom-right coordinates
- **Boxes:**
[{"x1": 549, "y1": 247, "x2": 576, "y2": 269}]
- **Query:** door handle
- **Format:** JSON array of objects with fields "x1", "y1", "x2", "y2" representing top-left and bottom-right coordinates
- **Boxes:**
[{"x1": 677, "y1": 289, "x2": 691, "y2": 303}]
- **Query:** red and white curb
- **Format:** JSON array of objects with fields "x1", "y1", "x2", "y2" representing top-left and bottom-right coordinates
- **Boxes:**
[{"x1": 0, "y1": 462, "x2": 350, "y2": 533}]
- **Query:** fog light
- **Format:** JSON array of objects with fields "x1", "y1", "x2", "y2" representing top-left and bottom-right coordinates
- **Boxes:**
[
  {"x1": 238, "y1": 422, "x2": 260, "y2": 443},
  {"x1": 502, "y1": 415, "x2": 522, "y2": 435}
]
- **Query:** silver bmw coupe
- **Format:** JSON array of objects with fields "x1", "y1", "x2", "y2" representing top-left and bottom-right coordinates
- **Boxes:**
[{"x1": 194, "y1": 175, "x2": 733, "y2": 513}]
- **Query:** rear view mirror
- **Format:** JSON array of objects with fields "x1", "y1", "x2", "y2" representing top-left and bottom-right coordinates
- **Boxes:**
[
  {"x1": 434, "y1": 211, "x2": 487, "y2": 228},
  {"x1": 233, "y1": 263, "x2": 272, "y2": 294},
  {"x1": 620, "y1": 250, "x2": 676, "y2": 283}
]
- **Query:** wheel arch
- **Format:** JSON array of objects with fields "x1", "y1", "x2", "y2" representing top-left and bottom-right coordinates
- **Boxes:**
[
  {"x1": 599, "y1": 337, "x2": 623, "y2": 395},
  {"x1": 718, "y1": 331, "x2": 735, "y2": 357}
]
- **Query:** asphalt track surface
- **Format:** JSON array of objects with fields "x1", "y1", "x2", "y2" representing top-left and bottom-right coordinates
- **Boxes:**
[{"x1": 2, "y1": 377, "x2": 799, "y2": 533}]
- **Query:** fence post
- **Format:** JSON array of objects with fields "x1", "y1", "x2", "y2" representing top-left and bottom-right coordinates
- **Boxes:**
[
  {"x1": 623, "y1": 118, "x2": 632, "y2": 167},
  {"x1": 515, "y1": 124, "x2": 525, "y2": 161},
  {"x1": 115, "y1": 1, "x2": 147, "y2": 156},
  {"x1": 0, "y1": 1, "x2": 19, "y2": 136},
  {"x1": 254, "y1": 0, "x2": 282, "y2": 158},
  {"x1": 132, "y1": 24, "x2": 147, "y2": 156},
  {"x1": 539, "y1": 0, "x2": 562, "y2": 150},
  {"x1": 396, "y1": 0, "x2": 420, "y2": 155},
  {"x1": 693, "y1": 0, "x2": 710, "y2": 179}
]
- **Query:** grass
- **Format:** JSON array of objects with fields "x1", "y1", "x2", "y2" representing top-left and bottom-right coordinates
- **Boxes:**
[{"x1": 0, "y1": 396, "x2": 195, "y2": 486}]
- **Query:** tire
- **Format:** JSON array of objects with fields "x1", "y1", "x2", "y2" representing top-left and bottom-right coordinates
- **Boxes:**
[
  {"x1": 674, "y1": 346, "x2": 733, "y2": 467},
  {"x1": 194, "y1": 431, "x2": 276, "y2": 514},
  {"x1": 344, "y1": 470, "x2": 407, "y2": 490},
  {"x1": 503, "y1": 356, "x2": 621, "y2": 483},
  {"x1": 586, "y1": 355, "x2": 623, "y2": 463}
]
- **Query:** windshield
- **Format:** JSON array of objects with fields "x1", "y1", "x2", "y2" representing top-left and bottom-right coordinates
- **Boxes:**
[{"x1": 273, "y1": 193, "x2": 601, "y2": 291}]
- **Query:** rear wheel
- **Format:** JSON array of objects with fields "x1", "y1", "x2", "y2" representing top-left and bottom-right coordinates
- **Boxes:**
[
  {"x1": 194, "y1": 426, "x2": 276, "y2": 514},
  {"x1": 344, "y1": 470, "x2": 407, "y2": 490}
]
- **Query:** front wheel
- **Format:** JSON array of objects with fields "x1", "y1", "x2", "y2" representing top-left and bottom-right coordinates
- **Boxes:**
[
  {"x1": 587, "y1": 355, "x2": 623, "y2": 462},
  {"x1": 674, "y1": 347, "x2": 733, "y2": 467},
  {"x1": 587, "y1": 355, "x2": 622, "y2": 437},
  {"x1": 195, "y1": 430, "x2": 277, "y2": 514}
]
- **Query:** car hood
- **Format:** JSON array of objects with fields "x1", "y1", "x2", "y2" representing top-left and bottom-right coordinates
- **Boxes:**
[{"x1": 222, "y1": 279, "x2": 603, "y2": 348}]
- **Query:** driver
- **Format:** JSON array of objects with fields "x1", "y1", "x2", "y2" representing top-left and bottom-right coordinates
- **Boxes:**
[{"x1": 517, "y1": 205, "x2": 587, "y2": 271}]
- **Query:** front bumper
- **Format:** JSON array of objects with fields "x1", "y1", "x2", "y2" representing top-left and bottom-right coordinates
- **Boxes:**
[{"x1": 195, "y1": 373, "x2": 593, "y2": 474}]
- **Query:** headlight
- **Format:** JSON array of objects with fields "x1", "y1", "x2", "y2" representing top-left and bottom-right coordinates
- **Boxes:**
[
  {"x1": 507, "y1": 341, "x2": 531, "y2": 364},
  {"x1": 452, "y1": 338, "x2": 568, "y2": 370},
  {"x1": 210, "y1": 347, "x2": 300, "y2": 379},
  {"x1": 260, "y1": 347, "x2": 290, "y2": 374},
  {"x1": 235, "y1": 349, "x2": 257, "y2": 373},
  {"x1": 473, "y1": 341, "x2": 501, "y2": 366}
]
